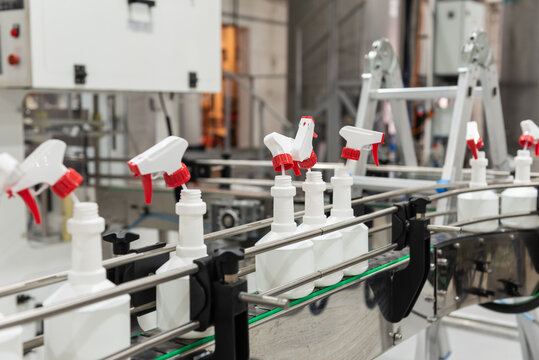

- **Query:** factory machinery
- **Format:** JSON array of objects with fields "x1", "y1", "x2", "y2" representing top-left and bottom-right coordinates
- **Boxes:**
[
  {"x1": 1, "y1": 118, "x2": 539, "y2": 360},
  {"x1": 0, "y1": 2, "x2": 538, "y2": 359}
]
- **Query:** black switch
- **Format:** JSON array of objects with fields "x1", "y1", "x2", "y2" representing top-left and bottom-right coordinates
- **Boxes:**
[
  {"x1": 74, "y1": 64, "x2": 87, "y2": 85},
  {"x1": 189, "y1": 72, "x2": 198, "y2": 88}
]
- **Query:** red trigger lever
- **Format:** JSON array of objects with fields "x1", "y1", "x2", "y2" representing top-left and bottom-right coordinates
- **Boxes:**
[{"x1": 128, "y1": 161, "x2": 153, "y2": 204}]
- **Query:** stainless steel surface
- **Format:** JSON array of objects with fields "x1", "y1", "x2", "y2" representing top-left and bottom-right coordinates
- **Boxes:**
[
  {"x1": 105, "y1": 321, "x2": 200, "y2": 360},
  {"x1": 244, "y1": 207, "x2": 398, "y2": 258},
  {"x1": 0, "y1": 264, "x2": 198, "y2": 330},
  {"x1": 23, "y1": 334, "x2": 43, "y2": 352},
  {"x1": 261, "y1": 242, "x2": 398, "y2": 296},
  {"x1": 431, "y1": 229, "x2": 539, "y2": 318},
  {"x1": 238, "y1": 292, "x2": 290, "y2": 309}
]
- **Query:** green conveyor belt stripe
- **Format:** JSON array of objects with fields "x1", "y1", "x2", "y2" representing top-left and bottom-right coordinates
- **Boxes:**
[{"x1": 153, "y1": 253, "x2": 410, "y2": 360}]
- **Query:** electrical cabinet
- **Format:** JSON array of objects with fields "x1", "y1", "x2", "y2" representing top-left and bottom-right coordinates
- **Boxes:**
[
  {"x1": 435, "y1": 0, "x2": 485, "y2": 76},
  {"x1": 0, "y1": 0, "x2": 221, "y2": 92}
]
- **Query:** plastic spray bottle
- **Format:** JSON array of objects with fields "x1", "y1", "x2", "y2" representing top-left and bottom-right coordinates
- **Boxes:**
[
  {"x1": 22, "y1": 140, "x2": 132, "y2": 359},
  {"x1": 128, "y1": 136, "x2": 211, "y2": 338},
  {"x1": 327, "y1": 126, "x2": 384, "y2": 276},
  {"x1": 501, "y1": 120, "x2": 539, "y2": 229},
  {"x1": 457, "y1": 122, "x2": 499, "y2": 232},
  {"x1": 255, "y1": 117, "x2": 317, "y2": 299}
]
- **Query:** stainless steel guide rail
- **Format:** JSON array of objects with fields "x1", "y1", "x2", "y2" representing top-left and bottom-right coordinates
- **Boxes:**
[
  {"x1": 0, "y1": 180, "x2": 473, "y2": 298},
  {"x1": 0, "y1": 179, "x2": 526, "y2": 299}
]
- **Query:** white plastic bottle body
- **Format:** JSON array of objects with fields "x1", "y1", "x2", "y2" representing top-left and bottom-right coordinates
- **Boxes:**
[
  {"x1": 298, "y1": 223, "x2": 343, "y2": 287},
  {"x1": 299, "y1": 171, "x2": 343, "y2": 287},
  {"x1": 457, "y1": 191, "x2": 499, "y2": 232},
  {"x1": 0, "y1": 314, "x2": 22, "y2": 360},
  {"x1": 155, "y1": 254, "x2": 213, "y2": 338},
  {"x1": 501, "y1": 187, "x2": 539, "y2": 229},
  {"x1": 329, "y1": 166, "x2": 369, "y2": 276},
  {"x1": 156, "y1": 189, "x2": 212, "y2": 338},
  {"x1": 255, "y1": 176, "x2": 315, "y2": 299},
  {"x1": 44, "y1": 286, "x2": 130, "y2": 360},
  {"x1": 255, "y1": 231, "x2": 315, "y2": 299},
  {"x1": 44, "y1": 202, "x2": 131, "y2": 360},
  {"x1": 327, "y1": 216, "x2": 369, "y2": 276},
  {"x1": 500, "y1": 150, "x2": 539, "y2": 229}
]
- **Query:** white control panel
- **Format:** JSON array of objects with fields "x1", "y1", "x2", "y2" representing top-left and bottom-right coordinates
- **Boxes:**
[
  {"x1": 434, "y1": 0, "x2": 485, "y2": 76},
  {"x1": 0, "y1": 0, "x2": 221, "y2": 92}
]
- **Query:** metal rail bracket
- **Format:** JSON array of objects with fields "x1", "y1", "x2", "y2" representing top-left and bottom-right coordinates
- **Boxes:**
[
  {"x1": 190, "y1": 248, "x2": 249, "y2": 360},
  {"x1": 369, "y1": 197, "x2": 431, "y2": 323}
]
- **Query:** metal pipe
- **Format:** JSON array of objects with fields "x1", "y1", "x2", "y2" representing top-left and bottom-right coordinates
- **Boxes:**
[
  {"x1": 430, "y1": 182, "x2": 539, "y2": 201},
  {"x1": 238, "y1": 263, "x2": 256, "y2": 277},
  {"x1": 244, "y1": 207, "x2": 398, "y2": 258},
  {"x1": 427, "y1": 224, "x2": 461, "y2": 233},
  {"x1": 23, "y1": 334, "x2": 43, "y2": 352},
  {"x1": 0, "y1": 264, "x2": 198, "y2": 330},
  {"x1": 238, "y1": 292, "x2": 289, "y2": 309},
  {"x1": 261, "y1": 243, "x2": 398, "y2": 296},
  {"x1": 0, "y1": 182, "x2": 470, "y2": 298},
  {"x1": 449, "y1": 211, "x2": 539, "y2": 227},
  {"x1": 104, "y1": 321, "x2": 200, "y2": 360},
  {"x1": 370, "y1": 86, "x2": 484, "y2": 100}
]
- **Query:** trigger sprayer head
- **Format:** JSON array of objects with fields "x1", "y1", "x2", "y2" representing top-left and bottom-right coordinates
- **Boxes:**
[
  {"x1": 127, "y1": 136, "x2": 190, "y2": 204},
  {"x1": 465, "y1": 121, "x2": 484, "y2": 159},
  {"x1": 338, "y1": 126, "x2": 385, "y2": 166},
  {"x1": 265, "y1": 116, "x2": 319, "y2": 175},
  {"x1": 519, "y1": 119, "x2": 539, "y2": 155},
  {"x1": 9, "y1": 140, "x2": 83, "y2": 224}
]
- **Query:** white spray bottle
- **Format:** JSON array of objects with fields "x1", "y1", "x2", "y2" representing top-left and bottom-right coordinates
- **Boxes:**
[
  {"x1": 0, "y1": 153, "x2": 23, "y2": 360},
  {"x1": 294, "y1": 118, "x2": 344, "y2": 287},
  {"x1": 501, "y1": 120, "x2": 539, "y2": 229},
  {"x1": 457, "y1": 122, "x2": 499, "y2": 232},
  {"x1": 128, "y1": 136, "x2": 211, "y2": 338},
  {"x1": 255, "y1": 117, "x2": 317, "y2": 299},
  {"x1": 327, "y1": 126, "x2": 384, "y2": 276},
  {"x1": 26, "y1": 141, "x2": 132, "y2": 359}
]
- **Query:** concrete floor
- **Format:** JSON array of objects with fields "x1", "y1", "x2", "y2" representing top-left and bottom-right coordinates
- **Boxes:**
[{"x1": 377, "y1": 305, "x2": 525, "y2": 360}]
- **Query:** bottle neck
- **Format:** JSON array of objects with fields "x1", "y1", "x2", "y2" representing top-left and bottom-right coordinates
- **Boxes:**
[
  {"x1": 330, "y1": 167, "x2": 353, "y2": 218},
  {"x1": 176, "y1": 189, "x2": 207, "y2": 258},
  {"x1": 67, "y1": 202, "x2": 106, "y2": 285},
  {"x1": 271, "y1": 175, "x2": 297, "y2": 233},
  {"x1": 469, "y1": 152, "x2": 488, "y2": 188},
  {"x1": 515, "y1": 150, "x2": 532, "y2": 184},
  {"x1": 302, "y1": 171, "x2": 326, "y2": 225}
]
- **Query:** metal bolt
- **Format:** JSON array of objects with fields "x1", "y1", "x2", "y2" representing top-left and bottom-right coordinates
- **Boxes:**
[
  {"x1": 430, "y1": 263, "x2": 436, "y2": 271},
  {"x1": 478, "y1": 237, "x2": 485, "y2": 244},
  {"x1": 453, "y1": 242, "x2": 460, "y2": 249},
  {"x1": 437, "y1": 290, "x2": 447, "y2": 296},
  {"x1": 454, "y1": 296, "x2": 460, "y2": 302},
  {"x1": 389, "y1": 331, "x2": 403, "y2": 343},
  {"x1": 427, "y1": 316, "x2": 438, "y2": 323}
]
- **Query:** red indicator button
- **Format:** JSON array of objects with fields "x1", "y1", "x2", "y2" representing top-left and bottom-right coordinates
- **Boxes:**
[
  {"x1": 8, "y1": 54, "x2": 19, "y2": 65},
  {"x1": 10, "y1": 26, "x2": 19, "y2": 38}
]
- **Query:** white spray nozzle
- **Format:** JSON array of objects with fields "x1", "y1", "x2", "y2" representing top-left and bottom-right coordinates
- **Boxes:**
[
  {"x1": 264, "y1": 116, "x2": 318, "y2": 175},
  {"x1": 127, "y1": 136, "x2": 190, "y2": 204},
  {"x1": 0, "y1": 153, "x2": 22, "y2": 194},
  {"x1": 10, "y1": 140, "x2": 83, "y2": 224},
  {"x1": 339, "y1": 126, "x2": 384, "y2": 166},
  {"x1": 466, "y1": 121, "x2": 484, "y2": 159},
  {"x1": 519, "y1": 119, "x2": 539, "y2": 155}
]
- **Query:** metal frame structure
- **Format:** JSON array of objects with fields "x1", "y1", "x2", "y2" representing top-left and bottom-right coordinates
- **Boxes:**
[{"x1": 354, "y1": 31, "x2": 508, "y2": 194}]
